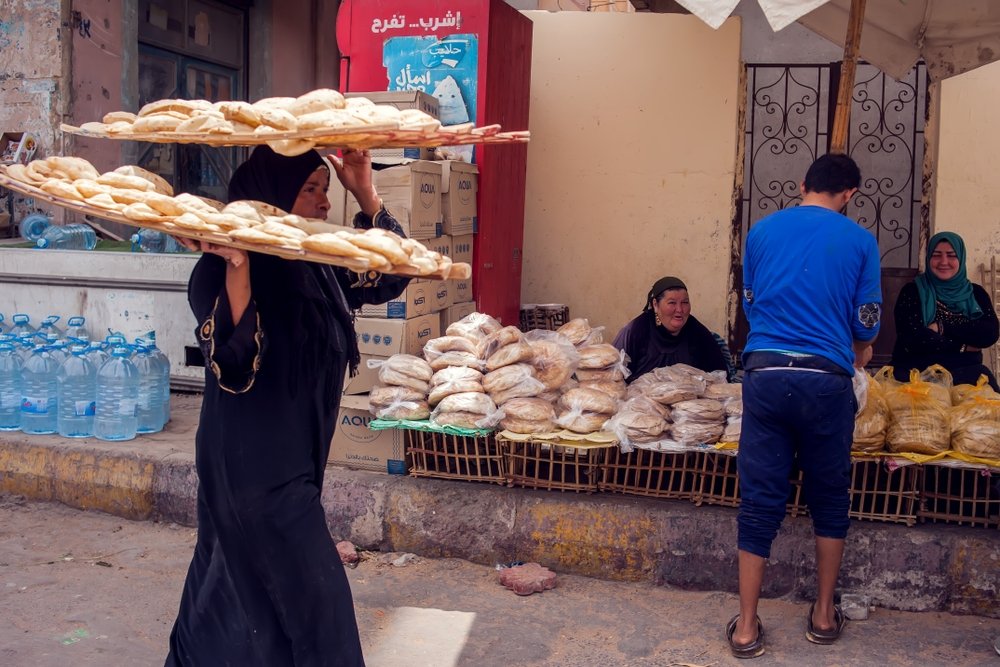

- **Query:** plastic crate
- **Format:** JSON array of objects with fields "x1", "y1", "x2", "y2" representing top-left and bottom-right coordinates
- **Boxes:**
[
  {"x1": 504, "y1": 439, "x2": 611, "y2": 493},
  {"x1": 849, "y1": 457, "x2": 920, "y2": 526},
  {"x1": 917, "y1": 461, "x2": 1000, "y2": 528},
  {"x1": 519, "y1": 304, "x2": 569, "y2": 332},
  {"x1": 404, "y1": 429, "x2": 506, "y2": 485},
  {"x1": 599, "y1": 446, "x2": 698, "y2": 501}
]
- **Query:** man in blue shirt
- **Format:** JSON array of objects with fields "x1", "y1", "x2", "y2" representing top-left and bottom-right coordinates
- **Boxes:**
[{"x1": 727, "y1": 154, "x2": 881, "y2": 658}]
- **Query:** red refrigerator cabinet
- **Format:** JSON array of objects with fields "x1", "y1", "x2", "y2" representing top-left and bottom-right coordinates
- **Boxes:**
[{"x1": 337, "y1": 0, "x2": 532, "y2": 326}]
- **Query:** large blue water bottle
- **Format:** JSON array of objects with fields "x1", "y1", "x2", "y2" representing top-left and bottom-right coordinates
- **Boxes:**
[
  {"x1": 21, "y1": 346, "x2": 59, "y2": 434},
  {"x1": 16, "y1": 334, "x2": 36, "y2": 363},
  {"x1": 95, "y1": 346, "x2": 139, "y2": 441},
  {"x1": 133, "y1": 345, "x2": 165, "y2": 433},
  {"x1": 36, "y1": 224, "x2": 98, "y2": 250},
  {"x1": 65, "y1": 316, "x2": 90, "y2": 342},
  {"x1": 139, "y1": 332, "x2": 170, "y2": 423},
  {"x1": 85, "y1": 341, "x2": 109, "y2": 369},
  {"x1": 57, "y1": 345, "x2": 96, "y2": 438},
  {"x1": 20, "y1": 213, "x2": 51, "y2": 243},
  {"x1": 9, "y1": 314, "x2": 34, "y2": 337},
  {"x1": 0, "y1": 342, "x2": 23, "y2": 431}
]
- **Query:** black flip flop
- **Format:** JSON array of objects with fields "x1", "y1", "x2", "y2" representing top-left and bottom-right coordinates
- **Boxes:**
[
  {"x1": 726, "y1": 613, "x2": 766, "y2": 659},
  {"x1": 805, "y1": 602, "x2": 846, "y2": 645}
]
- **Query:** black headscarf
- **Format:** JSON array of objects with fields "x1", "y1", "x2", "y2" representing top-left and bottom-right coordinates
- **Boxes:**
[
  {"x1": 228, "y1": 146, "x2": 361, "y2": 393},
  {"x1": 644, "y1": 276, "x2": 687, "y2": 311}
]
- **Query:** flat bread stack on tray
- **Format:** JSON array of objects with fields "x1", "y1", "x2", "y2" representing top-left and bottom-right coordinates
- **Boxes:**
[
  {"x1": 0, "y1": 156, "x2": 471, "y2": 280},
  {"x1": 61, "y1": 88, "x2": 529, "y2": 155}
]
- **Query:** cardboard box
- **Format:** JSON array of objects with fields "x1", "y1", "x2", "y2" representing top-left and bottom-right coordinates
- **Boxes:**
[
  {"x1": 343, "y1": 353, "x2": 384, "y2": 395},
  {"x1": 359, "y1": 280, "x2": 434, "y2": 319},
  {"x1": 355, "y1": 313, "x2": 440, "y2": 356},
  {"x1": 0, "y1": 132, "x2": 38, "y2": 165},
  {"x1": 440, "y1": 161, "x2": 478, "y2": 235},
  {"x1": 345, "y1": 91, "x2": 439, "y2": 162},
  {"x1": 428, "y1": 279, "x2": 453, "y2": 312},
  {"x1": 347, "y1": 161, "x2": 443, "y2": 239},
  {"x1": 427, "y1": 234, "x2": 453, "y2": 260},
  {"x1": 440, "y1": 301, "x2": 477, "y2": 333},
  {"x1": 451, "y1": 234, "x2": 474, "y2": 302},
  {"x1": 329, "y1": 395, "x2": 406, "y2": 474}
]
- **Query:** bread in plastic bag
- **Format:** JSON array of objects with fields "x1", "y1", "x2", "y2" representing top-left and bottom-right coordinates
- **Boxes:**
[
  {"x1": 371, "y1": 354, "x2": 433, "y2": 391},
  {"x1": 377, "y1": 366, "x2": 430, "y2": 394},
  {"x1": 555, "y1": 409, "x2": 610, "y2": 434},
  {"x1": 490, "y1": 376, "x2": 546, "y2": 406},
  {"x1": 428, "y1": 350, "x2": 484, "y2": 372},
  {"x1": 445, "y1": 312, "x2": 502, "y2": 343},
  {"x1": 644, "y1": 382, "x2": 699, "y2": 406},
  {"x1": 375, "y1": 399, "x2": 431, "y2": 421},
  {"x1": 704, "y1": 382, "x2": 742, "y2": 400},
  {"x1": 423, "y1": 336, "x2": 479, "y2": 363},
  {"x1": 919, "y1": 364, "x2": 954, "y2": 406},
  {"x1": 485, "y1": 342, "x2": 535, "y2": 372},
  {"x1": 651, "y1": 365, "x2": 708, "y2": 395},
  {"x1": 670, "y1": 398, "x2": 725, "y2": 424},
  {"x1": 853, "y1": 372, "x2": 889, "y2": 453},
  {"x1": 576, "y1": 367, "x2": 627, "y2": 383},
  {"x1": 884, "y1": 369, "x2": 950, "y2": 455},
  {"x1": 557, "y1": 387, "x2": 619, "y2": 416},
  {"x1": 501, "y1": 416, "x2": 557, "y2": 434},
  {"x1": 556, "y1": 318, "x2": 594, "y2": 346},
  {"x1": 433, "y1": 410, "x2": 497, "y2": 430},
  {"x1": 670, "y1": 421, "x2": 724, "y2": 446},
  {"x1": 725, "y1": 399, "x2": 743, "y2": 417},
  {"x1": 502, "y1": 397, "x2": 556, "y2": 423},
  {"x1": 951, "y1": 375, "x2": 1000, "y2": 404},
  {"x1": 429, "y1": 379, "x2": 485, "y2": 407},
  {"x1": 477, "y1": 325, "x2": 525, "y2": 360},
  {"x1": 524, "y1": 330, "x2": 580, "y2": 391},
  {"x1": 948, "y1": 397, "x2": 1000, "y2": 459},
  {"x1": 577, "y1": 344, "x2": 623, "y2": 370},
  {"x1": 484, "y1": 363, "x2": 535, "y2": 393},
  {"x1": 872, "y1": 365, "x2": 900, "y2": 387},
  {"x1": 605, "y1": 397, "x2": 669, "y2": 444},
  {"x1": 431, "y1": 365, "x2": 484, "y2": 387},
  {"x1": 434, "y1": 391, "x2": 497, "y2": 416},
  {"x1": 369, "y1": 384, "x2": 425, "y2": 410},
  {"x1": 721, "y1": 417, "x2": 742, "y2": 443},
  {"x1": 578, "y1": 379, "x2": 627, "y2": 401}
]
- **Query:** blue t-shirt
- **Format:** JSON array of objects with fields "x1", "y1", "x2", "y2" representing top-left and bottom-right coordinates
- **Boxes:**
[{"x1": 742, "y1": 205, "x2": 882, "y2": 374}]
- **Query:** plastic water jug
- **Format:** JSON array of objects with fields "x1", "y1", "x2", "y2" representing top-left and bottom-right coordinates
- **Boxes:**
[
  {"x1": 16, "y1": 335, "x2": 36, "y2": 363},
  {"x1": 19, "y1": 213, "x2": 51, "y2": 243},
  {"x1": 0, "y1": 313, "x2": 5, "y2": 334},
  {"x1": 9, "y1": 314, "x2": 34, "y2": 337},
  {"x1": 131, "y1": 229, "x2": 188, "y2": 254},
  {"x1": 65, "y1": 317, "x2": 90, "y2": 342},
  {"x1": 133, "y1": 346, "x2": 165, "y2": 433},
  {"x1": 95, "y1": 347, "x2": 139, "y2": 441},
  {"x1": 21, "y1": 346, "x2": 59, "y2": 434},
  {"x1": 85, "y1": 341, "x2": 109, "y2": 369},
  {"x1": 48, "y1": 341, "x2": 70, "y2": 367},
  {"x1": 39, "y1": 315, "x2": 64, "y2": 339},
  {"x1": 36, "y1": 224, "x2": 98, "y2": 250},
  {"x1": 139, "y1": 332, "x2": 170, "y2": 423},
  {"x1": 57, "y1": 345, "x2": 96, "y2": 438},
  {"x1": 0, "y1": 343, "x2": 23, "y2": 431}
]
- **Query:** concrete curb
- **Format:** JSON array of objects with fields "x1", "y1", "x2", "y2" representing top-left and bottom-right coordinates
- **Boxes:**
[{"x1": 0, "y1": 397, "x2": 997, "y2": 618}]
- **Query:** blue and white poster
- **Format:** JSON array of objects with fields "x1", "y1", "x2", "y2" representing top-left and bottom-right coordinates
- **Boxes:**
[{"x1": 384, "y1": 34, "x2": 479, "y2": 154}]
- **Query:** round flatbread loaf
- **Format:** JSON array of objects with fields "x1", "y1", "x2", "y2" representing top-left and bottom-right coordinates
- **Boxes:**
[
  {"x1": 428, "y1": 350, "x2": 483, "y2": 372},
  {"x1": 431, "y1": 411, "x2": 488, "y2": 430},
  {"x1": 47, "y1": 156, "x2": 100, "y2": 181},
  {"x1": 348, "y1": 229, "x2": 409, "y2": 265},
  {"x1": 435, "y1": 391, "x2": 497, "y2": 416},
  {"x1": 369, "y1": 384, "x2": 426, "y2": 407},
  {"x1": 113, "y1": 165, "x2": 172, "y2": 196},
  {"x1": 72, "y1": 179, "x2": 113, "y2": 199},
  {"x1": 556, "y1": 318, "x2": 593, "y2": 346},
  {"x1": 557, "y1": 412, "x2": 610, "y2": 434},
  {"x1": 141, "y1": 192, "x2": 186, "y2": 217},
  {"x1": 558, "y1": 387, "x2": 618, "y2": 416},
  {"x1": 256, "y1": 106, "x2": 298, "y2": 131},
  {"x1": 84, "y1": 192, "x2": 125, "y2": 211},
  {"x1": 97, "y1": 171, "x2": 155, "y2": 192},
  {"x1": 381, "y1": 354, "x2": 433, "y2": 382},
  {"x1": 257, "y1": 219, "x2": 309, "y2": 241},
  {"x1": 213, "y1": 101, "x2": 261, "y2": 128},
  {"x1": 288, "y1": 88, "x2": 347, "y2": 116},
  {"x1": 266, "y1": 138, "x2": 317, "y2": 157},
  {"x1": 446, "y1": 313, "x2": 502, "y2": 342},
  {"x1": 122, "y1": 202, "x2": 171, "y2": 223},
  {"x1": 478, "y1": 326, "x2": 525, "y2": 359},
  {"x1": 485, "y1": 342, "x2": 534, "y2": 372},
  {"x1": 575, "y1": 368, "x2": 626, "y2": 383},
  {"x1": 483, "y1": 363, "x2": 535, "y2": 395},
  {"x1": 502, "y1": 398, "x2": 556, "y2": 423},
  {"x1": 103, "y1": 111, "x2": 136, "y2": 124},
  {"x1": 4, "y1": 163, "x2": 33, "y2": 184},
  {"x1": 176, "y1": 112, "x2": 234, "y2": 135},
  {"x1": 174, "y1": 192, "x2": 224, "y2": 213},
  {"x1": 579, "y1": 380, "x2": 627, "y2": 402},
  {"x1": 105, "y1": 121, "x2": 136, "y2": 135},
  {"x1": 499, "y1": 417, "x2": 556, "y2": 435},
  {"x1": 376, "y1": 400, "x2": 430, "y2": 421},
  {"x1": 254, "y1": 96, "x2": 296, "y2": 111},
  {"x1": 577, "y1": 344, "x2": 622, "y2": 370},
  {"x1": 132, "y1": 114, "x2": 186, "y2": 133},
  {"x1": 423, "y1": 336, "x2": 479, "y2": 360},
  {"x1": 138, "y1": 98, "x2": 211, "y2": 117},
  {"x1": 428, "y1": 380, "x2": 484, "y2": 407},
  {"x1": 530, "y1": 340, "x2": 576, "y2": 391},
  {"x1": 431, "y1": 366, "x2": 484, "y2": 387},
  {"x1": 39, "y1": 179, "x2": 86, "y2": 202},
  {"x1": 80, "y1": 121, "x2": 110, "y2": 134},
  {"x1": 300, "y1": 232, "x2": 372, "y2": 259},
  {"x1": 229, "y1": 226, "x2": 298, "y2": 248}
]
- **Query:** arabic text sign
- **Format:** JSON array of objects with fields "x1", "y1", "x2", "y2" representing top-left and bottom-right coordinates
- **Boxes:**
[{"x1": 371, "y1": 10, "x2": 464, "y2": 35}]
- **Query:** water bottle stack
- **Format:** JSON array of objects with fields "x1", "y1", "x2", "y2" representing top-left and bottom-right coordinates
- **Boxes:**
[{"x1": 0, "y1": 313, "x2": 170, "y2": 440}]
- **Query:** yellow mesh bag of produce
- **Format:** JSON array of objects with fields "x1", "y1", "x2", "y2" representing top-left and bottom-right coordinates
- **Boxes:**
[
  {"x1": 885, "y1": 369, "x2": 951, "y2": 455},
  {"x1": 853, "y1": 374, "x2": 889, "y2": 453},
  {"x1": 949, "y1": 397, "x2": 1000, "y2": 460}
]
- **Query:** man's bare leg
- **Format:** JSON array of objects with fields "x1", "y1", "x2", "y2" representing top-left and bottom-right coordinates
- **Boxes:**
[
  {"x1": 733, "y1": 549, "x2": 766, "y2": 645},
  {"x1": 812, "y1": 536, "x2": 845, "y2": 631}
]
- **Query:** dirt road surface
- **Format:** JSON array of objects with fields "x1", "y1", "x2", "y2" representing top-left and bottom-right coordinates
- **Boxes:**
[{"x1": 1, "y1": 496, "x2": 997, "y2": 667}]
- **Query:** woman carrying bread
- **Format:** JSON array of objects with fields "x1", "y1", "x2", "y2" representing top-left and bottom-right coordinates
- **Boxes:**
[
  {"x1": 613, "y1": 276, "x2": 729, "y2": 382},
  {"x1": 166, "y1": 146, "x2": 408, "y2": 666},
  {"x1": 890, "y1": 231, "x2": 1000, "y2": 390}
]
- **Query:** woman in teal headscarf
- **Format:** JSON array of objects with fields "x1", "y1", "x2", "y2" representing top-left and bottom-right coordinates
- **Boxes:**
[{"x1": 891, "y1": 231, "x2": 999, "y2": 389}]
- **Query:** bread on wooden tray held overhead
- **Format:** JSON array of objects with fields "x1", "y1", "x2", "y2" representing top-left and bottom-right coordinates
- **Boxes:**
[{"x1": 0, "y1": 155, "x2": 470, "y2": 280}]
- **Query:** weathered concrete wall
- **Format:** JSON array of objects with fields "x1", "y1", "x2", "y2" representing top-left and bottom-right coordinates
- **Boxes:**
[
  {"x1": 519, "y1": 12, "x2": 742, "y2": 338},
  {"x1": 933, "y1": 59, "x2": 1000, "y2": 277},
  {"x1": 269, "y1": 0, "x2": 340, "y2": 98}
]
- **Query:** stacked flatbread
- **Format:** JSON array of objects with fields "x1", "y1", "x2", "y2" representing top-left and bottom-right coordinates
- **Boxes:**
[
  {"x1": 556, "y1": 318, "x2": 604, "y2": 347},
  {"x1": 3, "y1": 156, "x2": 471, "y2": 279},
  {"x1": 605, "y1": 396, "x2": 669, "y2": 445},
  {"x1": 574, "y1": 343, "x2": 629, "y2": 408},
  {"x1": 368, "y1": 354, "x2": 433, "y2": 420},
  {"x1": 75, "y1": 89, "x2": 443, "y2": 156},
  {"x1": 555, "y1": 386, "x2": 619, "y2": 434},
  {"x1": 429, "y1": 391, "x2": 501, "y2": 430}
]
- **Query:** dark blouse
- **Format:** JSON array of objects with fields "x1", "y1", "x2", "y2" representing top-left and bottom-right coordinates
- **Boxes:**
[
  {"x1": 890, "y1": 280, "x2": 999, "y2": 388},
  {"x1": 613, "y1": 311, "x2": 728, "y2": 383}
]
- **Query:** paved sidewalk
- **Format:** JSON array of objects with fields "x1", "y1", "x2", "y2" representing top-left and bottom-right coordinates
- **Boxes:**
[{"x1": 0, "y1": 393, "x2": 998, "y2": 619}]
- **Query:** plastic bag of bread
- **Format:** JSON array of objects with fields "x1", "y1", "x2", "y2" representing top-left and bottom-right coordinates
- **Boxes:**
[
  {"x1": 872, "y1": 365, "x2": 901, "y2": 388},
  {"x1": 491, "y1": 377, "x2": 545, "y2": 406},
  {"x1": 884, "y1": 370, "x2": 951, "y2": 455},
  {"x1": 374, "y1": 399, "x2": 431, "y2": 421},
  {"x1": 423, "y1": 336, "x2": 479, "y2": 364},
  {"x1": 555, "y1": 408, "x2": 611, "y2": 434},
  {"x1": 431, "y1": 391, "x2": 503, "y2": 429},
  {"x1": 605, "y1": 397, "x2": 669, "y2": 445},
  {"x1": 523, "y1": 330, "x2": 580, "y2": 391},
  {"x1": 556, "y1": 318, "x2": 605, "y2": 347},
  {"x1": 370, "y1": 354, "x2": 432, "y2": 393},
  {"x1": 726, "y1": 398, "x2": 744, "y2": 418},
  {"x1": 485, "y1": 342, "x2": 535, "y2": 372},
  {"x1": 578, "y1": 380, "x2": 627, "y2": 402},
  {"x1": 670, "y1": 421, "x2": 724, "y2": 447},
  {"x1": 500, "y1": 398, "x2": 557, "y2": 433},
  {"x1": 483, "y1": 363, "x2": 545, "y2": 403},
  {"x1": 577, "y1": 344, "x2": 624, "y2": 370},
  {"x1": 428, "y1": 379, "x2": 485, "y2": 407},
  {"x1": 651, "y1": 366, "x2": 708, "y2": 395},
  {"x1": 948, "y1": 398, "x2": 1000, "y2": 459},
  {"x1": 704, "y1": 370, "x2": 730, "y2": 386},
  {"x1": 477, "y1": 325, "x2": 525, "y2": 360},
  {"x1": 431, "y1": 365, "x2": 484, "y2": 386},
  {"x1": 445, "y1": 312, "x2": 502, "y2": 344},
  {"x1": 576, "y1": 367, "x2": 627, "y2": 383},
  {"x1": 428, "y1": 350, "x2": 485, "y2": 372},
  {"x1": 670, "y1": 398, "x2": 725, "y2": 424},
  {"x1": 853, "y1": 376, "x2": 889, "y2": 453},
  {"x1": 627, "y1": 372, "x2": 658, "y2": 393},
  {"x1": 919, "y1": 364, "x2": 954, "y2": 406},
  {"x1": 369, "y1": 384, "x2": 425, "y2": 413},
  {"x1": 643, "y1": 382, "x2": 699, "y2": 406},
  {"x1": 558, "y1": 387, "x2": 619, "y2": 416},
  {"x1": 721, "y1": 417, "x2": 742, "y2": 443},
  {"x1": 703, "y1": 382, "x2": 742, "y2": 401},
  {"x1": 951, "y1": 375, "x2": 1000, "y2": 404}
]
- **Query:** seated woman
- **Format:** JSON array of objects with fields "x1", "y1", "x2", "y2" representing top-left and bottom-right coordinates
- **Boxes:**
[
  {"x1": 891, "y1": 231, "x2": 1000, "y2": 389},
  {"x1": 613, "y1": 276, "x2": 728, "y2": 382}
]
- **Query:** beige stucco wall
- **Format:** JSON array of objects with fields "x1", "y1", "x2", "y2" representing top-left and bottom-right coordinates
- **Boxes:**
[
  {"x1": 934, "y1": 59, "x2": 1000, "y2": 279},
  {"x1": 520, "y1": 12, "x2": 741, "y2": 339}
]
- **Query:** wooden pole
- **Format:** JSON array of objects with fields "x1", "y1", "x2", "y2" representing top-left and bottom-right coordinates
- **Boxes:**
[{"x1": 830, "y1": 0, "x2": 867, "y2": 154}]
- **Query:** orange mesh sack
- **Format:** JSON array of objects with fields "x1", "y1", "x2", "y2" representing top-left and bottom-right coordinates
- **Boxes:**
[{"x1": 884, "y1": 370, "x2": 951, "y2": 455}]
